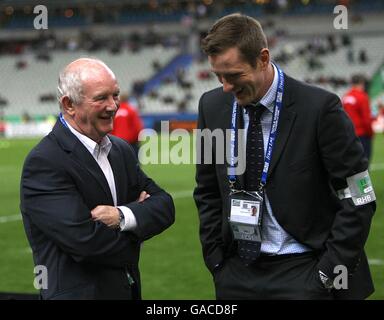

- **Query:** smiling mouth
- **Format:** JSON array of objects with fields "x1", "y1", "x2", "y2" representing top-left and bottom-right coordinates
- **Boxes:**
[{"x1": 99, "y1": 115, "x2": 114, "y2": 121}]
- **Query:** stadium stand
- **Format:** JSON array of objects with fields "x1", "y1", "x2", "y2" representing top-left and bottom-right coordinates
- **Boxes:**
[
  {"x1": 0, "y1": 46, "x2": 178, "y2": 118},
  {"x1": 0, "y1": 1, "x2": 383, "y2": 123}
]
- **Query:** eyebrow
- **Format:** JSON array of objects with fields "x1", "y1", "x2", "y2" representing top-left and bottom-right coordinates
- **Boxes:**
[
  {"x1": 92, "y1": 89, "x2": 120, "y2": 99},
  {"x1": 212, "y1": 70, "x2": 242, "y2": 77}
]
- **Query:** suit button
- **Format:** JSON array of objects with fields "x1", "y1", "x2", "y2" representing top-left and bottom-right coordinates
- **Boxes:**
[{"x1": 353, "y1": 259, "x2": 361, "y2": 273}]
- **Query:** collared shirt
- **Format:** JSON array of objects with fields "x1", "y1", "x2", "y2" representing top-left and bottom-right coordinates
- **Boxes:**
[
  {"x1": 243, "y1": 63, "x2": 310, "y2": 255},
  {"x1": 64, "y1": 119, "x2": 137, "y2": 231}
]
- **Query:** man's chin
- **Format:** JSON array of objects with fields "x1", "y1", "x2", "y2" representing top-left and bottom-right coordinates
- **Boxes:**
[{"x1": 98, "y1": 125, "x2": 113, "y2": 137}]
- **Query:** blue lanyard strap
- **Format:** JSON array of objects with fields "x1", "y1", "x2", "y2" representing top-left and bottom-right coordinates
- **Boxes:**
[
  {"x1": 59, "y1": 112, "x2": 69, "y2": 129},
  {"x1": 228, "y1": 100, "x2": 239, "y2": 185},
  {"x1": 228, "y1": 63, "x2": 285, "y2": 190}
]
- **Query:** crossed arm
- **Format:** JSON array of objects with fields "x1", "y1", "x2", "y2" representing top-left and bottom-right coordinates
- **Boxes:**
[{"x1": 91, "y1": 191, "x2": 150, "y2": 228}]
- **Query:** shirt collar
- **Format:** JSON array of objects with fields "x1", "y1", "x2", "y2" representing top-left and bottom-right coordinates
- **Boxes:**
[
  {"x1": 63, "y1": 118, "x2": 112, "y2": 159},
  {"x1": 245, "y1": 63, "x2": 278, "y2": 114},
  {"x1": 259, "y1": 63, "x2": 278, "y2": 113}
]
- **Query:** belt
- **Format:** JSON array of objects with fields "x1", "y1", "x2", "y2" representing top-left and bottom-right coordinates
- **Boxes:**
[{"x1": 257, "y1": 251, "x2": 318, "y2": 262}]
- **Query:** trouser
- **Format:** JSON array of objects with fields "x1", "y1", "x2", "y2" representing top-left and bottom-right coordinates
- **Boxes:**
[{"x1": 214, "y1": 251, "x2": 334, "y2": 300}]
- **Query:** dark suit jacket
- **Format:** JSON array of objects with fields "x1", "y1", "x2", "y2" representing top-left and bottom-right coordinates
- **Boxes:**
[
  {"x1": 193, "y1": 75, "x2": 376, "y2": 299},
  {"x1": 20, "y1": 120, "x2": 175, "y2": 300}
]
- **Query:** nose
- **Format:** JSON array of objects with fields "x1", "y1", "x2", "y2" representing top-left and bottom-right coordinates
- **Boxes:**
[
  {"x1": 106, "y1": 96, "x2": 118, "y2": 111},
  {"x1": 222, "y1": 79, "x2": 234, "y2": 93}
]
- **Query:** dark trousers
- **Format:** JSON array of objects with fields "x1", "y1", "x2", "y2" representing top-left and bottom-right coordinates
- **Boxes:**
[{"x1": 214, "y1": 252, "x2": 334, "y2": 300}]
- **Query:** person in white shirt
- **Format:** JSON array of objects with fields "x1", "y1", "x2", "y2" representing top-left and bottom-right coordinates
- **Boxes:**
[{"x1": 20, "y1": 58, "x2": 175, "y2": 299}]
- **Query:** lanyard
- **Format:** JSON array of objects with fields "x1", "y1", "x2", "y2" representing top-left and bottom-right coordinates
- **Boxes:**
[
  {"x1": 59, "y1": 112, "x2": 69, "y2": 129},
  {"x1": 228, "y1": 63, "x2": 285, "y2": 191}
]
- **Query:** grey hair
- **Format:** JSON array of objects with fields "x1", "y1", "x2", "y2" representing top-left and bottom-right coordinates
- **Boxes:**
[
  {"x1": 57, "y1": 69, "x2": 84, "y2": 110},
  {"x1": 57, "y1": 57, "x2": 112, "y2": 110}
]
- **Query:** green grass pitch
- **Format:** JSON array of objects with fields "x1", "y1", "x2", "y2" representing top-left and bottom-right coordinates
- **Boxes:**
[{"x1": 0, "y1": 135, "x2": 382, "y2": 299}]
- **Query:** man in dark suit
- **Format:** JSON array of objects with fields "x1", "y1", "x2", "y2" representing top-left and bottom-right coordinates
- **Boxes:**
[
  {"x1": 20, "y1": 58, "x2": 175, "y2": 300},
  {"x1": 193, "y1": 14, "x2": 376, "y2": 299}
]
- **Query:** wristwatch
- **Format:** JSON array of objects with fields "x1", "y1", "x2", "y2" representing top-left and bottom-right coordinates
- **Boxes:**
[
  {"x1": 117, "y1": 208, "x2": 125, "y2": 230},
  {"x1": 318, "y1": 270, "x2": 333, "y2": 290}
]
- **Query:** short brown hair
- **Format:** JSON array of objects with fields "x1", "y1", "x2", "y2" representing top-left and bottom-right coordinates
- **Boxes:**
[
  {"x1": 201, "y1": 13, "x2": 267, "y2": 67},
  {"x1": 351, "y1": 73, "x2": 366, "y2": 86}
]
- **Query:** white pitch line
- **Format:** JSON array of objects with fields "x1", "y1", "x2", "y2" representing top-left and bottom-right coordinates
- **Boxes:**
[
  {"x1": 368, "y1": 259, "x2": 384, "y2": 266},
  {"x1": 0, "y1": 214, "x2": 21, "y2": 223},
  {"x1": 172, "y1": 190, "x2": 193, "y2": 199},
  {"x1": 370, "y1": 163, "x2": 384, "y2": 171}
]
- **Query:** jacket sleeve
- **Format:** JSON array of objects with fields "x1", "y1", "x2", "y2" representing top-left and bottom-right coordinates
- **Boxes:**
[
  {"x1": 316, "y1": 94, "x2": 376, "y2": 278},
  {"x1": 125, "y1": 163, "x2": 175, "y2": 241},
  {"x1": 193, "y1": 93, "x2": 225, "y2": 273},
  {"x1": 21, "y1": 150, "x2": 140, "y2": 267}
]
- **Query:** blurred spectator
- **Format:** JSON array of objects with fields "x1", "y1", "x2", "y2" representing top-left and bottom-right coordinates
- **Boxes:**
[
  {"x1": 341, "y1": 34, "x2": 352, "y2": 46},
  {"x1": 15, "y1": 60, "x2": 28, "y2": 70},
  {"x1": 197, "y1": 70, "x2": 212, "y2": 80},
  {"x1": 0, "y1": 121, "x2": 5, "y2": 137},
  {"x1": 132, "y1": 80, "x2": 145, "y2": 96},
  {"x1": 342, "y1": 74, "x2": 374, "y2": 162},
  {"x1": 163, "y1": 95, "x2": 175, "y2": 104},
  {"x1": 39, "y1": 93, "x2": 56, "y2": 103},
  {"x1": 358, "y1": 49, "x2": 368, "y2": 64},
  {"x1": 326, "y1": 34, "x2": 337, "y2": 52},
  {"x1": 347, "y1": 47, "x2": 354, "y2": 64},
  {"x1": 36, "y1": 52, "x2": 51, "y2": 62},
  {"x1": 22, "y1": 111, "x2": 32, "y2": 123},
  {"x1": 152, "y1": 59, "x2": 162, "y2": 72},
  {"x1": 178, "y1": 100, "x2": 187, "y2": 113},
  {"x1": 111, "y1": 94, "x2": 143, "y2": 156},
  {"x1": 0, "y1": 95, "x2": 8, "y2": 106},
  {"x1": 307, "y1": 55, "x2": 323, "y2": 70}
]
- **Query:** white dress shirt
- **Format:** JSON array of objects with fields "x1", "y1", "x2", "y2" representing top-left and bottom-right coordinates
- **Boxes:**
[
  {"x1": 242, "y1": 64, "x2": 310, "y2": 255},
  {"x1": 64, "y1": 119, "x2": 137, "y2": 231}
]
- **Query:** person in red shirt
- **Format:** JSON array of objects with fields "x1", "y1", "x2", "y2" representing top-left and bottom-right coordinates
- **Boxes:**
[
  {"x1": 111, "y1": 94, "x2": 143, "y2": 156},
  {"x1": 342, "y1": 74, "x2": 374, "y2": 162}
]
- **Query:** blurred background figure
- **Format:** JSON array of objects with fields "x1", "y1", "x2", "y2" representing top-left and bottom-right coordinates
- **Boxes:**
[
  {"x1": 111, "y1": 93, "x2": 143, "y2": 156},
  {"x1": 342, "y1": 74, "x2": 374, "y2": 162}
]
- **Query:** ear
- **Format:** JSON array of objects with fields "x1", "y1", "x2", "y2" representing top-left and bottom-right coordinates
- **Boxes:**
[
  {"x1": 258, "y1": 48, "x2": 270, "y2": 70},
  {"x1": 61, "y1": 96, "x2": 75, "y2": 116}
]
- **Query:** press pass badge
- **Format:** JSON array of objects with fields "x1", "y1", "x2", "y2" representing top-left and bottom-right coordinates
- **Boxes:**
[
  {"x1": 344, "y1": 170, "x2": 376, "y2": 206},
  {"x1": 229, "y1": 191, "x2": 263, "y2": 242}
]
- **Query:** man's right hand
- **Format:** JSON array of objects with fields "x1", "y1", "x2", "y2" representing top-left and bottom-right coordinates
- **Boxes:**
[{"x1": 137, "y1": 191, "x2": 150, "y2": 202}]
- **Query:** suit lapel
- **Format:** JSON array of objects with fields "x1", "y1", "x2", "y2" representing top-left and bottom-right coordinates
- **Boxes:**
[
  {"x1": 268, "y1": 75, "x2": 296, "y2": 177},
  {"x1": 71, "y1": 145, "x2": 114, "y2": 204},
  {"x1": 108, "y1": 143, "x2": 126, "y2": 204},
  {"x1": 52, "y1": 120, "x2": 114, "y2": 204}
]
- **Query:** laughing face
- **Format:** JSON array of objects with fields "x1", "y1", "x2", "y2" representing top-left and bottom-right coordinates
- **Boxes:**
[
  {"x1": 209, "y1": 46, "x2": 271, "y2": 106},
  {"x1": 70, "y1": 66, "x2": 120, "y2": 143}
]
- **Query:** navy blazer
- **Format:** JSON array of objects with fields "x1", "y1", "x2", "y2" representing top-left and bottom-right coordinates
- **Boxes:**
[{"x1": 20, "y1": 120, "x2": 175, "y2": 299}]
